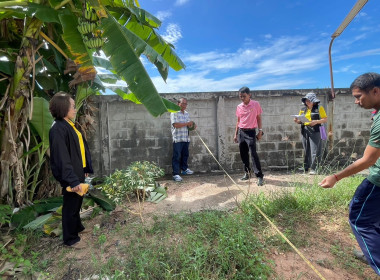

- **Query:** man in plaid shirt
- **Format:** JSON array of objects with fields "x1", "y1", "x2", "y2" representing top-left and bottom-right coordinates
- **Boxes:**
[{"x1": 171, "y1": 98, "x2": 196, "y2": 182}]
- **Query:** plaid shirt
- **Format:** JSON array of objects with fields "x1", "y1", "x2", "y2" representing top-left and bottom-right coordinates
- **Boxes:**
[{"x1": 171, "y1": 111, "x2": 190, "y2": 143}]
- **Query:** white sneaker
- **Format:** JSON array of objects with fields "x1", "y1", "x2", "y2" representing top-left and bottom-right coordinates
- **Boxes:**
[
  {"x1": 173, "y1": 175, "x2": 183, "y2": 182},
  {"x1": 309, "y1": 170, "x2": 317, "y2": 175},
  {"x1": 181, "y1": 168, "x2": 194, "y2": 175}
]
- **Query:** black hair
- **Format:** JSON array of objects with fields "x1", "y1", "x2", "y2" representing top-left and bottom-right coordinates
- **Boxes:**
[
  {"x1": 238, "y1": 86, "x2": 250, "y2": 94},
  {"x1": 49, "y1": 92, "x2": 72, "y2": 119},
  {"x1": 178, "y1": 98, "x2": 187, "y2": 105},
  {"x1": 350, "y1": 72, "x2": 380, "y2": 93}
]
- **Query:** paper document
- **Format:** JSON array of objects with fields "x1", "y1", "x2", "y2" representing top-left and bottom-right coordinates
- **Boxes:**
[{"x1": 291, "y1": 115, "x2": 309, "y2": 123}]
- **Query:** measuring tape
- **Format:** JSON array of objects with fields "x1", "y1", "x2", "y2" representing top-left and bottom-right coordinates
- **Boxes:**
[{"x1": 194, "y1": 130, "x2": 326, "y2": 280}]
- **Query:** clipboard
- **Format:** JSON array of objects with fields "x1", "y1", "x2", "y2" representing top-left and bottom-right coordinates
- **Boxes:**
[{"x1": 291, "y1": 115, "x2": 309, "y2": 123}]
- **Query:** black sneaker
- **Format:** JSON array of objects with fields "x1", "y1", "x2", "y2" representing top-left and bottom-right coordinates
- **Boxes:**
[
  {"x1": 257, "y1": 177, "x2": 264, "y2": 186},
  {"x1": 353, "y1": 249, "x2": 368, "y2": 264},
  {"x1": 240, "y1": 173, "x2": 250, "y2": 180}
]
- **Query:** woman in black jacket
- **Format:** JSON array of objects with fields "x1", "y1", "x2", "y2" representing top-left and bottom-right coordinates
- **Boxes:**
[{"x1": 49, "y1": 92, "x2": 93, "y2": 249}]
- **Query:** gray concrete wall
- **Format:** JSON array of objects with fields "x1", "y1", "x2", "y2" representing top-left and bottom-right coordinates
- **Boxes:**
[{"x1": 88, "y1": 89, "x2": 373, "y2": 176}]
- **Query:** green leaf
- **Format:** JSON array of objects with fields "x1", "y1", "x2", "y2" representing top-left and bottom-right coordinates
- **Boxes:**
[
  {"x1": 109, "y1": 8, "x2": 185, "y2": 80},
  {"x1": 29, "y1": 97, "x2": 54, "y2": 148},
  {"x1": 75, "y1": 85, "x2": 97, "y2": 112},
  {"x1": 88, "y1": 189, "x2": 116, "y2": 211},
  {"x1": 43, "y1": 206, "x2": 62, "y2": 236},
  {"x1": 59, "y1": 12, "x2": 94, "y2": 71},
  {"x1": 101, "y1": 11, "x2": 168, "y2": 117},
  {"x1": 35, "y1": 75, "x2": 58, "y2": 91},
  {"x1": 162, "y1": 98, "x2": 180, "y2": 112},
  {"x1": 0, "y1": 61, "x2": 14, "y2": 76},
  {"x1": 146, "y1": 184, "x2": 167, "y2": 203},
  {"x1": 41, "y1": 57, "x2": 59, "y2": 73},
  {"x1": 97, "y1": 72, "x2": 119, "y2": 84},
  {"x1": 93, "y1": 56, "x2": 113, "y2": 70},
  {"x1": 23, "y1": 213, "x2": 52, "y2": 230},
  {"x1": 126, "y1": 16, "x2": 185, "y2": 71},
  {"x1": 32, "y1": 197, "x2": 63, "y2": 213},
  {"x1": 114, "y1": 88, "x2": 140, "y2": 103},
  {"x1": 5, "y1": 3, "x2": 60, "y2": 23},
  {"x1": 11, "y1": 207, "x2": 38, "y2": 229},
  {"x1": 25, "y1": 3, "x2": 60, "y2": 23}
]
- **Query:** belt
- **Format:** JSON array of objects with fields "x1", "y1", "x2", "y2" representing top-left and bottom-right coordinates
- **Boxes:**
[{"x1": 239, "y1": 128, "x2": 256, "y2": 131}]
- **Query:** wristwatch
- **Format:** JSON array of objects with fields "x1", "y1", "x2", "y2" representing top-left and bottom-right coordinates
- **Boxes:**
[{"x1": 258, "y1": 129, "x2": 263, "y2": 132}]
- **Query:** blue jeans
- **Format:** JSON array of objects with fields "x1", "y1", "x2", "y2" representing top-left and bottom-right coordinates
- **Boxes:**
[
  {"x1": 349, "y1": 179, "x2": 380, "y2": 275},
  {"x1": 172, "y1": 142, "x2": 189, "y2": 175}
]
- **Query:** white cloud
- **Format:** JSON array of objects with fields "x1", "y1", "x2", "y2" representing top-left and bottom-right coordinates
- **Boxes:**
[
  {"x1": 175, "y1": 0, "x2": 190, "y2": 6},
  {"x1": 336, "y1": 48, "x2": 380, "y2": 61},
  {"x1": 150, "y1": 35, "x2": 329, "y2": 93},
  {"x1": 156, "y1": 10, "x2": 172, "y2": 21},
  {"x1": 162, "y1": 23, "x2": 182, "y2": 45},
  {"x1": 264, "y1": 34, "x2": 272, "y2": 39},
  {"x1": 184, "y1": 36, "x2": 326, "y2": 73}
]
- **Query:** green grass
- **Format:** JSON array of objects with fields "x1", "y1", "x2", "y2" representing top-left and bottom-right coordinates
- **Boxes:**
[
  {"x1": 117, "y1": 211, "x2": 272, "y2": 279},
  {"x1": 241, "y1": 174, "x2": 364, "y2": 249},
  {"x1": 3, "y1": 174, "x2": 370, "y2": 279}
]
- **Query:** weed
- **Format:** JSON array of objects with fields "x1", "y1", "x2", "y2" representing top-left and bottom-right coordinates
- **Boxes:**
[{"x1": 98, "y1": 233, "x2": 107, "y2": 245}]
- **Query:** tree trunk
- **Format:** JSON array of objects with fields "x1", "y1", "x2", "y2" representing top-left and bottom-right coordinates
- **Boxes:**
[{"x1": 0, "y1": 17, "x2": 43, "y2": 205}]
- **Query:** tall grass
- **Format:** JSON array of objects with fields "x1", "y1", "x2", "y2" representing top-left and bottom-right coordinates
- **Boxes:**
[{"x1": 242, "y1": 174, "x2": 363, "y2": 219}]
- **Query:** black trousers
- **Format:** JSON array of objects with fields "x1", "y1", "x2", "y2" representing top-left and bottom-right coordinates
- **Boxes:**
[
  {"x1": 301, "y1": 127, "x2": 322, "y2": 171},
  {"x1": 62, "y1": 189, "x2": 85, "y2": 246},
  {"x1": 238, "y1": 129, "x2": 263, "y2": 178}
]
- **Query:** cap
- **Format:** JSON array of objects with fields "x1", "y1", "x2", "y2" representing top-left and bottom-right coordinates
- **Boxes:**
[{"x1": 302, "y1": 92, "x2": 320, "y2": 104}]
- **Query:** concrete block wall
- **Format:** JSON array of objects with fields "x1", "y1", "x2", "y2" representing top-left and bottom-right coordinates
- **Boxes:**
[{"x1": 89, "y1": 89, "x2": 373, "y2": 176}]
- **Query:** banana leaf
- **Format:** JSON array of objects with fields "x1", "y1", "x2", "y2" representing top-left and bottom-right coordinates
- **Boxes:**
[
  {"x1": 146, "y1": 185, "x2": 167, "y2": 204},
  {"x1": 101, "y1": 11, "x2": 169, "y2": 117},
  {"x1": 10, "y1": 207, "x2": 38, "y2": 229},
  {"x1": 83, "y1": 197, "x2": 95, "y2": 208},
  {"x1": 24, "y1": 3, "x2": 60, "y2": 23},
  {"x1": 11, "y1": 197, "x2": 63, "y2": 228},
  {"x1": 0, "y1": 61, "x2": 14, "y2": 76},
  {"x1": 23, "y1": 213, "x2": 52, "y2": 230},
  {"x1": 59, "y1": 13, "x2": 96, "y2": 77},
  {"x1": 29, "y1": 97, "x2": 54, "y2": 148},
  {"x1": 43, "y1": 207, "x2": 62, "y2": 236},
  {"x1": 75, "y1": 85, "x2": 98, "y2": 112},
  {"x1": 88, "y1": 189, "x2": 116, "y2": 211},
  {"x1": 32, "y1": 198, "x2": 63, "y2": 213}
]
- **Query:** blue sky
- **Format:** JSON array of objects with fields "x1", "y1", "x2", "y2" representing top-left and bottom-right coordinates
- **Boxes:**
[{"x1": 136, "y1": 0, "x2": 380, "y2": 93}]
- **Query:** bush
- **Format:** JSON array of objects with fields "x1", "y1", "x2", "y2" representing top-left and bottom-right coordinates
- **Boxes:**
[
  {"x1": 0, "y1": 204, "x2": 12, "y2": 228},
  {"x1": 97, "y1": 161, "x2": 164, "y2": 204}
]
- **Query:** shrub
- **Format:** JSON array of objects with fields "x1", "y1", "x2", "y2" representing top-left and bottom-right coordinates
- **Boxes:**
[{"x1": 97, "y1": 161, "x2": 164, "y2": 204}]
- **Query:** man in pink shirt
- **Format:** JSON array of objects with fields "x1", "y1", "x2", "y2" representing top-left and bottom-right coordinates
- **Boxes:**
[{"x1": 233, "y1": 87, "x2": 264, "y2": 186}]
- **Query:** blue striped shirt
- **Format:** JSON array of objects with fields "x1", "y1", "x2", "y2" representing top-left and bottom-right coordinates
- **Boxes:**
[{"x1": 171, "y1": 111, "x2": 190, "y2": 143}]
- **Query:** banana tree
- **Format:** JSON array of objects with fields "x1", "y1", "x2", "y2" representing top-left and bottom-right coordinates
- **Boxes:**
[{"x1": 0, "y1": 0, "x2": 185, "y2": 206}]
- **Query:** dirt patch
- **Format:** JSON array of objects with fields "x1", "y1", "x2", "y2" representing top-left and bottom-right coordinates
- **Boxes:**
[{"x1": 135, "y1": 171, "x2": 314, "y2": 215}]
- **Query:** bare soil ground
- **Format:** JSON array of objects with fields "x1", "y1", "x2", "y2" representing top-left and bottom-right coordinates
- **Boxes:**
[{"x1": 40, "y1": 172, "x2": 377, "y2": 279}]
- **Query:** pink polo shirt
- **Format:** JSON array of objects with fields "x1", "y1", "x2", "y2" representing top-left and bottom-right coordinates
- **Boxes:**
[{"x1": 236, "y1": 100, "x2": 262, "y2": 129}]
